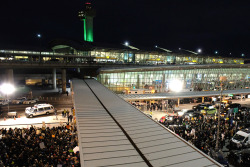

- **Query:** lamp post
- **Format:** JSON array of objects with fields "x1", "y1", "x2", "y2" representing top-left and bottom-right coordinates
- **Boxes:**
[
  {"x1": 215, "y1": 76, "x2": 227, "y2": 151},
  {"x1": 0, "y1": 83, "x2": 15, "y2": 113},
  {"x1": 37, "y1": 33, "x2": 42, "y2": 62}
]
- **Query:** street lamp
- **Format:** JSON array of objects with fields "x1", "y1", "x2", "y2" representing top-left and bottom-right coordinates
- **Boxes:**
[
  {"x1": 215, "y1": 76, "x2": 227, "y2": 151},
  {"x1": 37, "y1": 33, "x2": 42, "y2": 62},
  {"x1": 0, "y1": 83, "x2": 15, "y2": 113},
  {"x1": 37, "y1": 34, "x2": 41, "y2": 38},
  {"x1": 197, "y1": 49, "x2": 202, "y2": 53}
]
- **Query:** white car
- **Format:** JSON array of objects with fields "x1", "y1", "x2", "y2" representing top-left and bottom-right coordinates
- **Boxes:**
[
  {"x1": 0, "y1": 99, "x2": 8, "y2": 105},
  {"x1": 177, "y1": 109, "x2": 188, "y2": 116},
  {"x1": 12, "y1": 97, "x2": 27, "y2": 104},
  {"x1": 234, "y1": 95, "x2": 245, "y2": 99},
  {"x1": 23, "y1": 98, "x2": 38, "y2": 105},
  {"x1": 224, "y1": 96, "x2": 232, "y2": 100}
]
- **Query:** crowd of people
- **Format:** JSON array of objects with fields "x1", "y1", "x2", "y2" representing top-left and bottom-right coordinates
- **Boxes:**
[
  {"x1": 159, "y1": 111, "x2": 250, "y2": 163},
  {"x1": 0, "y1": 125, "x2": 80, "y2": 167}
]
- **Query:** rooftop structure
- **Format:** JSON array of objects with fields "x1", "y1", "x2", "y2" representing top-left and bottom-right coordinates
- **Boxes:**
[{"x1": 73, "y1": 79, "x2": 222, "y2": 167}]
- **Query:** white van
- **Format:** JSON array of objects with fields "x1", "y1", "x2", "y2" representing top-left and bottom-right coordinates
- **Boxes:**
[
  {"x1": 25, "y1": 104, "x2": 55, "y2": 118},
  {"x1": 231, "y1": 128, "x2": 250, "y2": 149}
]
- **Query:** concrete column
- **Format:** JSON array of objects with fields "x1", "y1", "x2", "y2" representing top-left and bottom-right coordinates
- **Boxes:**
[
  {"x1": 241, "y1": 94, "x2": 243, "y2": 101},
  {"x1": 162, "y1": 100, "x2": 165, "y2": 111},
  {"x1": 52, "y1": 68, "x2": 57, "y2": 90},
  {"x1": 202, "y1": 97, "x2": 204, "y2": 103},
  {"x1": 136, "y1": 75, "x2": 140, "y2": 89},
  {"x1": 62, "y1": 69, "x2": 67, "y2": 93},
  {"x1": 6, "y1": 69, "x2": 14, "y2": 84},
  {"x1": 177, "y1": 98, "x2": 180, "y2": 107},
  {"x1": 162, "y1": 73, "x2": 165, "y2": 93}
]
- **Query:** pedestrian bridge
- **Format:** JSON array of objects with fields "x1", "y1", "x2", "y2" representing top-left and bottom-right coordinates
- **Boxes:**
[{"x1": 72, "y1": 79, "x2": 222, "y2": 167}]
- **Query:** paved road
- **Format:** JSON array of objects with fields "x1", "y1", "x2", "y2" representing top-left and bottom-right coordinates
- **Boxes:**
[{"x1": 0, "y1": 89, "x2": 73, "y2": 129}]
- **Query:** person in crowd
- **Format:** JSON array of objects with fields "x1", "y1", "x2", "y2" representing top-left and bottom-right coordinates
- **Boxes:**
[
  {"x1": 66, "y1": 109, "x2": 70, "y2": 117},
  {"x1": 63, "y1": 109, "x2": 67, "y2": 118}
]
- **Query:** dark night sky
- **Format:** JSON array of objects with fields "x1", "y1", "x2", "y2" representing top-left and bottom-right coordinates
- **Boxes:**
[{"x1": 0, "y1": 0, "x2": 249, "y2": 57}]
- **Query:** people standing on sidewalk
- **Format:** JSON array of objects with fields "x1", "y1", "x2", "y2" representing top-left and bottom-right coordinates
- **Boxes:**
[
  {"x1": 68, "y1": 114, "x2": 73, "y2": 123},
  {"x1": 63, "y1": 109, "x2": 67, "y2": 118},
  {"x1": 66, "y1": 109, "x2": 70, "y2": 117}
]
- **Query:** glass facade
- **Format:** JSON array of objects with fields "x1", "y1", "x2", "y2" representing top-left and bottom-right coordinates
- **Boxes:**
[
  {"x1": 51, "y1": 45, "x2": 244, "y2": 65},
  {"x1": 0, "y1": 46, "x2": 245, "y2": 65},
  {"x1": 98, "y1": 67, "x2": 250, "y2": 93}
]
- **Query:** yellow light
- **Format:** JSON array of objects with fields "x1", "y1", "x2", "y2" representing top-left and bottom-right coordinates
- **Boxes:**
[{"x1": 106, "y1": 56, "x2": 110, "y2": 59}]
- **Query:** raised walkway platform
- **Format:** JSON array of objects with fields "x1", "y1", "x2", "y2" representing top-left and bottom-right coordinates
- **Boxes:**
[{"x1": 72, "y1": 79, "x2": 222, "y2": 167}]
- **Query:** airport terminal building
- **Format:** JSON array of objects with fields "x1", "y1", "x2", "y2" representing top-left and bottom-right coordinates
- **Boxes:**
[
  {"x1": 97, "y1": 64, "x2": 250, "y2": 93},
  {"x1": 0, "y1": 39, "x2": 249, "y2": 94}
]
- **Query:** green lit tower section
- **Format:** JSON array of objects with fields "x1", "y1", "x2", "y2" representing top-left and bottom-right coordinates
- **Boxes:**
[{"x1": 78, "y1": 1, "x2": 96, "y2": 42}]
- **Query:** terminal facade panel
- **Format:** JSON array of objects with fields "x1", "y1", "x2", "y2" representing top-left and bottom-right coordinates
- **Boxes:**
[{"x1": 98, "y1": 67, "x2": 250, "y2": 93}]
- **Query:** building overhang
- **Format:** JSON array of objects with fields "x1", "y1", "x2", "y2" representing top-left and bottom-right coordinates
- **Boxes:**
[{"x1": 99, "y1": 64, "x2": 250, "y2": 73}]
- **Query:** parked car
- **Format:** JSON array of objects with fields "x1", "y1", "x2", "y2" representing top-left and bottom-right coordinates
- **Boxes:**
[
  {"x1": 12, "y1": 97, "x2": 26, "y2": 104},
  {"x1": 225, "y1": 103, "x2": 241, "y2": 111},
  {"x1": 224, "y1": 96, "x2": 233, "y2": 100},
  {"x1": 182, "y1": 109, "x2": 195, "y2": 117},
  {"x1": 234, "y1": 95, "x2": 245, "y2": 99},
  {"x1": 228, "y1": 148, "x2": 250, "y2": 166},
  {"x1": 159, "y1": 114, "x2": 180, "y2": 124},
  {"x1": 200, "y1": 108, "x2": 217, "y2": 115},
  {"x1": 23, "y1": 98, "x2": 38, "y2": 105},
  {"x1": 0, "y1": 99, "x2": 8, "y2": 105},
  {"x1": 193, "y1": 103, "x2": 214, "y2": 111},
  {"x1": 177, "y1": 109, "x2": 189, "y2": 116}
]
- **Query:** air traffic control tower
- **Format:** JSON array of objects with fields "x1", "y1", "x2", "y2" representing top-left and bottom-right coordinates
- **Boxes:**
[{"x1": 78, "y1": 1, "x2": 96, "y2": 42}]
